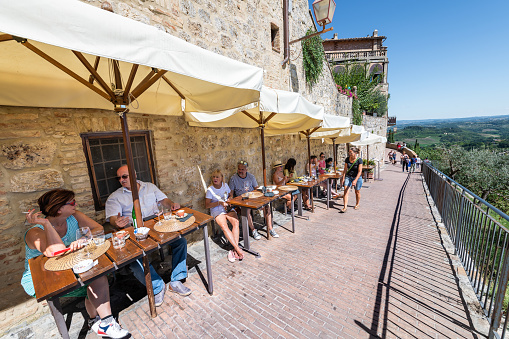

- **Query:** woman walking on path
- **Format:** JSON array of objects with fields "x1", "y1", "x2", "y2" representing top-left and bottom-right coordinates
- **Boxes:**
[{"x1": 340, "y1": 147, "x2": 363, "y2": 212}]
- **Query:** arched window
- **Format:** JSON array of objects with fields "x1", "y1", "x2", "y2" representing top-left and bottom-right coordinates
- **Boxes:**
[
  {"x1": 333, "y1": 65, "x2": 346, "y2": 74},
  {"x1": 369, "y1": 64, "x2": 383, "y2": 82}
]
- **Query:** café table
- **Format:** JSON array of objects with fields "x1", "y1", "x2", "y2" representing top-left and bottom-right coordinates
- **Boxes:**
[
  {"x1": 228, "y1": 189, "x2": 296, "y2": 258},
  {"x1": 29, "y1": 232, "x2": 155, "y2": 339},
  {"x1": 29, "y1": 207, "x2": 213, "y2": 339},
  {"x1": 289, "y1": 176, "x2": 328, "y2": 213},
  {"x1": 319, "y1": 171, "x2": 343, "y2": 209},
  {"x1": 141, "y1": 207, "x2": 214, "y2": 296}
]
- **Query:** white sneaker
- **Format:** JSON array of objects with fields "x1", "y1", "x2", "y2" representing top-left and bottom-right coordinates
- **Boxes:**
[
  {"x1": 252, "y1": 229, "x2": 262, "y2": 240},
  {"x1": 92, "y1": 318, "x2": 129, "y2": 338},
  {"x1": 269, "y1": 229, "x2": 280, "y2": 238}
]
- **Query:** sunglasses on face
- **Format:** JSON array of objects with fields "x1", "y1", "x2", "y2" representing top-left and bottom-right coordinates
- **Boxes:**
[
  {"x1": 65, "y1": 199, "x2": 76, "y2": 206},
  {"x1": 116, "y1": 174, "x2": 129, "y2": 180}
]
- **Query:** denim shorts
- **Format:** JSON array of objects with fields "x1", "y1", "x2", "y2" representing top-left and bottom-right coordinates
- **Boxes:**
[{"x1": 344, "y1": 176, "x2": 363, "y2": 190}]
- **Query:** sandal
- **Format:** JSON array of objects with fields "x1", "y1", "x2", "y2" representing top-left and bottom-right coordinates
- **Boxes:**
[
  {"x1": 354, "y1": 205, "x2": 360, "y2": 210},
  {"x1": 340, "y1": 208, "x2": 348, "y2": 213},
  {"x1": 227, "y1": 250, "x2": 236, "y2": 263},
  {"x1": 234, "y1": 251, "x2": 244, "y2": 261}
]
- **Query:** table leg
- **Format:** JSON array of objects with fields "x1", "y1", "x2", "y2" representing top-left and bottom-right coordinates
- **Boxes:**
[
  {"x1": 241, "y1": 207, "x2": 249, "y2": 251},
  {"x1": 143, "y1": 255, "x2": 157, "y2": 318},
  {"x1": 267, "y1": 202, "x2": 273, "y2": 240},
  {"x1": 291, "y1": 195, "x2": 295, "y2": 233},
  {"x1": 297, "y1": 190, "x2": 303, "y2": 216},
  {"x1": 310, "y1": 187, "x2": 314, "y2": 213},
  {"x1": 327, "y1": 179, "x2": 330, "y2": 210},
  {"x1": 48, "y1": 298, "x2": 70, "y2": 339},
  {"x1": 202, "y1": 223, "x2": 213, "y2": 295},
  {"x1": 239, "y1": 207, "x2": 261, "y2": 258}
]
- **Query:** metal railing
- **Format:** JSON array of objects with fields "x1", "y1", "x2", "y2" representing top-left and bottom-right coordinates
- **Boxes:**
[
  {"x1": 422, "y1": 162, "x2": 509, "y2": 339},
  {"x1": 325, "y1": 49, "x2": 387, "y2": 62}
]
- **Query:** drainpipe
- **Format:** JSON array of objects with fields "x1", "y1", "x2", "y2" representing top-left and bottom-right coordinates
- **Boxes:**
[{"x1": 281, "y1": 0, "x2": 290, "y2": 66}]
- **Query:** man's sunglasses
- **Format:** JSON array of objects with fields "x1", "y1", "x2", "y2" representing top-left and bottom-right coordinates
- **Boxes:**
[
  {"x1": 238, "y1": 161, "x2": 248, "y2": 167},
  {"x1": 65, "y1": 199, "x2": 76, "y2": 206},
  {"x1": 116, "y1": 174, "x2": 129, "y2": 180}
]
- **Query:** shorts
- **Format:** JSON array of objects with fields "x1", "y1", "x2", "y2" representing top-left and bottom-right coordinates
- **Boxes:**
[{"x1": 344, "y1": 176, "x2": 363, "y2": 191}]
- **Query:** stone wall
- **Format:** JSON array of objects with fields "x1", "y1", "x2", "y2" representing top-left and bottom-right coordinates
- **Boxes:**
[
  {"x1": 0, "y1": 0, "x2": 354, "y2": 323},
  {"x1": 358, "y1": 115, "x2": 388, "y2": 162}
]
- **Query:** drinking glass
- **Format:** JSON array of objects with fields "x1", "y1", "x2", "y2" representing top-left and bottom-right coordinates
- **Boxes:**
[
  {"x1": 244, "y1": 181, "x2": 250, "y2": 193},
  {"x1": 112, "y1": 232, "x2": 125, "y2": 249},
  {"x1": 76, "y1": 227, "x2": 92, "y2": 258},
  {"x1": 92, "y1": 230, "x2": 105, "y2": 246},
  {"x1": 163, "y1": 206, "x2": 172, "y2": 221}
]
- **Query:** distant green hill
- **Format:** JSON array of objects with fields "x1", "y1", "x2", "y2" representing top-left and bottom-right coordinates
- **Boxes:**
[{"x1": 393, "y1": 115, "x2": 509, "y2": 149}]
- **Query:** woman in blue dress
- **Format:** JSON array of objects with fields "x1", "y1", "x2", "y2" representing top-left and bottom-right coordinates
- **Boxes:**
[{"x1": 22, "y1": 189, "x2": 129, "y2": 338}]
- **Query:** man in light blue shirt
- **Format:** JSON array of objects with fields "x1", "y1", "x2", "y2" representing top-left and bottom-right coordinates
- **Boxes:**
[
  {"x1": 105, "y1": 165, "x2": 191, "y2": 306},
  {"x1": 229, "y1": 160, "x2": 278, "y2": 240}
]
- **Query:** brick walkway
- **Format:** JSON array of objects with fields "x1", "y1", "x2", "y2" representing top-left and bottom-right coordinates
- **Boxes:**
[
  {"x1": 81, "y1": 161, "x2": 486, "y2": 338},
  {"x1": 6, "y1": 158, "x2": 486, "y2": 338}
]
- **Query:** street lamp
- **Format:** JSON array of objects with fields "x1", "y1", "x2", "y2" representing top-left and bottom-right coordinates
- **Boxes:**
[
  {"x1": 288, "y1": 0, "x2": 336, "y2": 45},
  {"x1": 312, "y1": 0, "x2": 336, "y2": 27}
]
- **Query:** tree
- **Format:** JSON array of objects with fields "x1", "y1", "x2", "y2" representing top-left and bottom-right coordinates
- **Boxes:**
[{"x1": 332, "y1": 62, "x2": 389, "y2": 124}]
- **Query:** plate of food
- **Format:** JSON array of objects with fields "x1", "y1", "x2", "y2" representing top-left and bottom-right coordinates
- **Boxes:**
[{"x1": 175, "y1": 213, "x2": 188, "y2": 219}]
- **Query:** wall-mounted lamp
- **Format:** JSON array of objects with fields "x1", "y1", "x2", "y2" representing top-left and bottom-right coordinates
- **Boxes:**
[
  {"x1": 290, "y1": 0, "x2": 336, "y2": 45},
  {"x1": 282, "y1": 0, "x2": 336, "y2": 65}
]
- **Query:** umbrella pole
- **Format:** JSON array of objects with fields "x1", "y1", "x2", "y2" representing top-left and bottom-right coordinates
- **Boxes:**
[
  {"x1": 119, "y1": 109, "x2": 157, "y2": 318},
  {"x1": 307, "y1": 134, "x2": 311, "y2": 176},
  {"x1": 260, "y1": 126, "x2": 267, "y2": 187},
  {"x1": 332, "y1": 138, "x2": 337, "y2": 172}
]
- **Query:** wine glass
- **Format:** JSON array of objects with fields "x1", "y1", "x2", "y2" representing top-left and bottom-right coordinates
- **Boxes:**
[
  {"x1": 155, "y1": 201, "x2": 164, "y2": 226},
  {"x1": 76, "y1": 227, "x2": 92, "y2": 258},
  {"x1": 244, "y1": 181, "x2": 250, "y2": 193}
]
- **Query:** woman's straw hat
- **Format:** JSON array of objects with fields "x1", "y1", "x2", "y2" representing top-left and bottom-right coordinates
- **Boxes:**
[{"x1": 273, "y1": 161, "x2": 284, "y2": 168}]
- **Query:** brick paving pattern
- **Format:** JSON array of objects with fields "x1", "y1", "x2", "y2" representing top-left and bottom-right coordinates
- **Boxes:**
[{"x1": 81, "y1": 162, "x2": 481, "y2": 338}]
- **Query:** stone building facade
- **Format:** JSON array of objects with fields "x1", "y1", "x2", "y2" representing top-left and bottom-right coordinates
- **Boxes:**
[
  {"x1": 323, "y1": 30, "x2": 389, "y2": 95},
  {"x1": 0, "y1": 0, "x2": 353, "y2": 325}
]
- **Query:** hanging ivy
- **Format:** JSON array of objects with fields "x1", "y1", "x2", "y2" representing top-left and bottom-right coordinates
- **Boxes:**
[{"x1": 302, "y1": 28, "x2": 325, "y2": 87}]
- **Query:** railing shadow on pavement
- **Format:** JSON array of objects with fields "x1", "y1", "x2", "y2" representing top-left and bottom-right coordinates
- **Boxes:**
[{"x1": 354, "y1": 170, "x2": 482, "y2": 338}]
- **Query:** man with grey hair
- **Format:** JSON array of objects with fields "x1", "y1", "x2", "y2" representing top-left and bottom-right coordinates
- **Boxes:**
[
  {"x1": 106, "y1": 165, "x2": 191, "y2": 306},
  {"x1": 229, "y1": 160, "x2": 278, "y2": 240}
]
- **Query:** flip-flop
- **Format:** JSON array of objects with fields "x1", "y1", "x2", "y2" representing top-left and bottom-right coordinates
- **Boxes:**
[
  {"x1": 340, "y1": 208, "x2": 347, "y2": 213},
  {"x1": 354, "y1": 205, "x2": 360, "y2": 210},
  {"x1": 227, "y1": 250, "x2": 236, "y2": 263}
]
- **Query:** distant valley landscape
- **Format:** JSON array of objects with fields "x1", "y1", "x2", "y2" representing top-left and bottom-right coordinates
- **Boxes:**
[{"x1": 393, "y1": 114, "x2": 509, "y2": 149}]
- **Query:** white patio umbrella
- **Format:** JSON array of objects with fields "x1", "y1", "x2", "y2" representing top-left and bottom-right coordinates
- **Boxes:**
[
  {"x1": 0, "y1": 0, "x2": 263, "y2": 318},
  {"x1": 295, "y1": 114, "x2": 350, "y2": 173},
  {"x1": 351, "y1": 132, "x2": 388, "y2": 162},
  {"x1": 318, "y1": 125, "x2": 366, "y2": 170},
  {"x1": 0, "y1": 0, "x2": 263, "y2": 228},
  {"x1": 185, "y1": 86, "x2": 324, "y2": 186}
]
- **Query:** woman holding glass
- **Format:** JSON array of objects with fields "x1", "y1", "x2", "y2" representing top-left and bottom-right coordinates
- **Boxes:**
[
  {"x1": 21, "y1": 189, "x2": 129, "y2": 338},
  {"x1": 205, "y1": 170, "x2": 243, "y2": 262}
]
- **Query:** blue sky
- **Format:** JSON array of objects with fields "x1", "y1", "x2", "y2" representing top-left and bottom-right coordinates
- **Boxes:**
[{"x1": 307, "y1": 0, "x2": 508, "y2": 121}]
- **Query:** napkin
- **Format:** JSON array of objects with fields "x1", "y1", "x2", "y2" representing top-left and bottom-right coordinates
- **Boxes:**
[{"x1": 178, "y1": 213, "x2": 193, "y2": 222}]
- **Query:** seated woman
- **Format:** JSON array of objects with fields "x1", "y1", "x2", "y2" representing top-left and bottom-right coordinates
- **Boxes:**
[
  {"x1": 307, "y1": 155, "x2": 318, "y2": 177},
  {"x1": 22, "y1": 189, "x2": 129, "y2": 338},
  {"x1": 284, "y1": 158, "x2": 311, "y2": 210},
  {"x1": 205, "y1": 169, "x2": 244, "y2": 262},
  {"x1": 272, "y1": 161, "x2": 296, "y2": 211}
]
